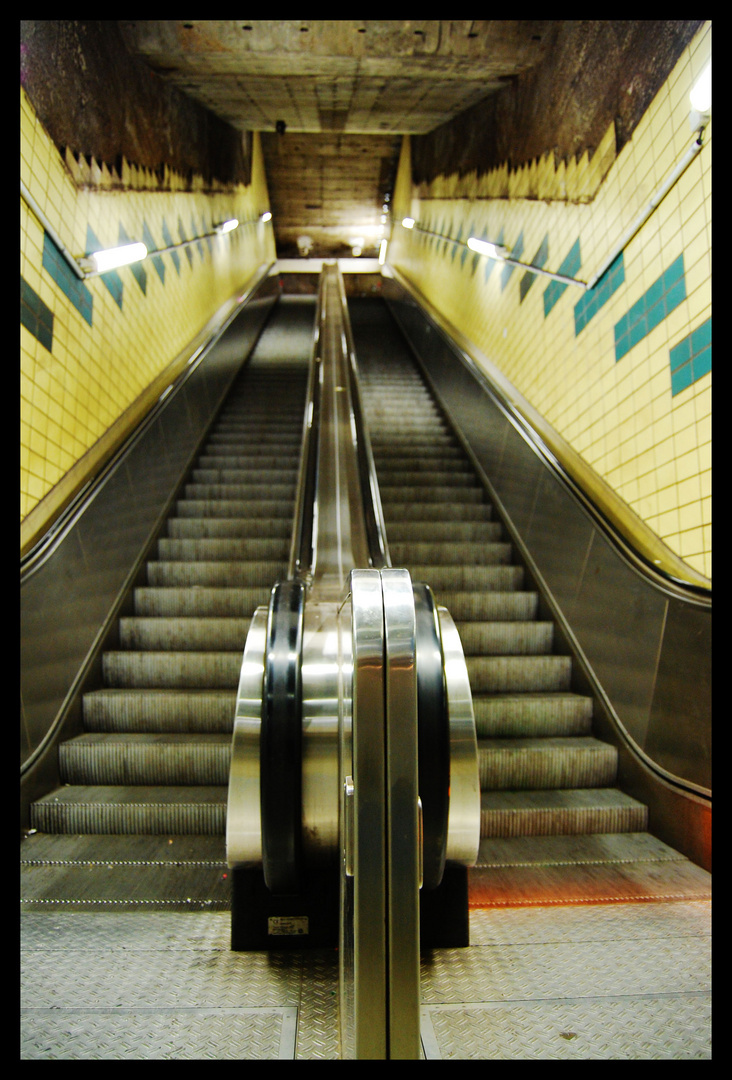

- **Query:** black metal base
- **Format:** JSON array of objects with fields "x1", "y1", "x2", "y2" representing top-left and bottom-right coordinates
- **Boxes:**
[
  {"x1": 420, "y1": 864, "x2": 470, "y2": 948},
  {"x1": 231, "y1": 865, "x2": 340, "y2": 951}
]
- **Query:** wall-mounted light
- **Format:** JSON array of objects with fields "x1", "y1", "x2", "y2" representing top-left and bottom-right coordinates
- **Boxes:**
[
  {"x1": 261, "y1": 211, "x2": 273, "y2": 223},
  {"x1": 350, "y1": 236, "x2": 365, "y2": 257},
  {"x1": 216, "y1": 219, "x2": 239, "y2": 235},
  {"x1": 402, "y1": 217, "x2": 416, "y2": 229},
  {"x1": 78, "y1": 241, "x2": 148, "y2": 275},
  {"x1": 689, "y1": 59, "x2": 711, "y2": 131},
  {"x1": 466, "y1": 237, "x2": 509, "y2": 260}
]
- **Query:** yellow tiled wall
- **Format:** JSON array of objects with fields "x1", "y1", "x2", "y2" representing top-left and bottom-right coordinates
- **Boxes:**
[
  {"x1": 21, "y1": 85, "x2": 275, "y2": 548},
  {"x1": 389, "y1": 23, "x2": 711, "y2": 579}
]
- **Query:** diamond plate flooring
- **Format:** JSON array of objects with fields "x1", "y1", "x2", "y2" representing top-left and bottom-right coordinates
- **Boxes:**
[{"x1": 21, "y1": 900, "x2": 710, "y2": 1059}]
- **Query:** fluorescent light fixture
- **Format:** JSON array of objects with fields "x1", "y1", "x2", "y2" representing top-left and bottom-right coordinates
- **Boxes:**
[
  {"x1": 86, "y1": 242, "x2": 147, "y2": 274},
  {"x1": 261, "y1": 211, "x2": 272, "y2": 222},
  {"x1": 216, "y1": 219, "x2": 239, "y2": 234},
  {"x1": 402, "y1": 217, "x2": 415, "y2": 229},
  {"x1": 690, "y1": 59, "x2": 711, "y2": 114},
  {"x1": 467, "y1": 237, "x2": 508, "y2": 259},
  {"x1": 379, "y1": 238, "x2": 388, "y2": 265}
]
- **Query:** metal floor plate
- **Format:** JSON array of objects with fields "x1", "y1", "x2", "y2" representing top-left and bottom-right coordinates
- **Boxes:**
[{"x1": 21, "y1": 900, "x2": 710, "y2": 1059}]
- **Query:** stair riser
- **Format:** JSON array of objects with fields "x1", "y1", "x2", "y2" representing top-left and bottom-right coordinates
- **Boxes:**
[
  {"x1": 30, "y1": 804, "x2": 226, "y2": 835},
  {"x1": 84, "y1": 691, "x2": 236, "y2": 733},
  {"x1": 467, "y1": 656, "x2": 572, "y2": 693},
  {"x1": 103, "y1": 653, "x2": 240, "y2": 689},
  {"x1": 478, "y1": 747, "x2": 617, "y2": 790},
  {"x1": 59, "y1": 745, "x2": 230, "y2": 785}
]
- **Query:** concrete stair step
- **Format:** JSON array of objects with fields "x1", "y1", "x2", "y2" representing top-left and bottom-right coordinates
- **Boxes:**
[
  {"x1": 59, "y1": 733, "x2": 230, "y2": 785},
  {"x1": 83, "y1": 688, "x2": 236, "y2": 733},
  {"x1": 478, "y1": 736, "x2": 617, "y2": 790}
]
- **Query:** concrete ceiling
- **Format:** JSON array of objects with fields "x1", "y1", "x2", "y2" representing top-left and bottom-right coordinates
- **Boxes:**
[{"x1": 119, "y1": 20, "x2": 552, "y2": 259}]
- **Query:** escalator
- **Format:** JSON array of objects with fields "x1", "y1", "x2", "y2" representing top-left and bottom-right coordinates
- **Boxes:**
[
  {"x1": 349, "y1": 295, "x2": 711, "y2": 906},
  {"x1": 21, "y1": 296, "x2": 314, "y2": 908}
]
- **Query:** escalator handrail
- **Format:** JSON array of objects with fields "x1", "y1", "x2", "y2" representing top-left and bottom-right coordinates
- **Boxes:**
[
  {"x1": 21, "y1": 262, "x2": 277, "y2": 583},
  {"x1": 334, "y1": 267, "x2": 391, "y2": 571},
  {"x1": 287, "y1": 277, "x2": 324, "y2": 584},
  {"x1": 385, "y1": 266, "x2": 711, "y2": 606}
]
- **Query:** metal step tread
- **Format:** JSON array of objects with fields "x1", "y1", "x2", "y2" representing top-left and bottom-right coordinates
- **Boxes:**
[
  {"x1": 146, "y1": 561, "x2": 285, "y2": 587},
  {"x1": 472, "y1": 692, "x2": 594, "y2": 737},
  {"x1": 119, "y1": 616, "x2": 251, "y2": 651},
  {"x1": 467, "y1": 653, "x2": 572, "y2": 693},
  {"x1": 477, "y1": 736, "x2": 617, "y2": 790},
  {"x1": 103, "y1": 651, "x2": 241, "y2": 688},
  {"x1": 157, "y1": 537, "x2": 288, "y2": 559},
  {"x1": 59, "y1": 733, "x2": 230, "y2": 785},
  {"x1": 479, "y1": 787, "x2": 648, "y2": 838},
  {"x1": 134, "y1": 586, "x2": 270, "y2": 617},
  {"x1": 20, "y1": 833, "x2": 230, "y2": 908},
  {"x1": 456, "y1": 621, "x2": 554, "y2": 654},
  {"x1": 83, "y1": 688, "x2": 236, "y2": 732},
  {"x1": 30, "y1": 785, "x2": 228, "y2": 836},
  {"x1": 469, "y1": 833, "x2": 711, "y2": 906}
]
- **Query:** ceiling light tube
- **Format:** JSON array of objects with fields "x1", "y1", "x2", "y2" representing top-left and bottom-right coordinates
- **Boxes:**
[
  {"x1": 467, "y1": 237, "x2": 508, "y2": 259},
  {"x1": 690, "y1": 59, "x2": 711, "y2": 114},
  {"x1": 379, "y1": 238, "x2": 388, "y2": 265},
  {"x1": 81, "y1": 241, "x2": 148, "y2": 275}
]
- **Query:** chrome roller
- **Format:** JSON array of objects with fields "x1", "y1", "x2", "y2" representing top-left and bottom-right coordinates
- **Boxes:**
[{"x1": 226, "y1": 572, "x2": 480, "y2": 890}]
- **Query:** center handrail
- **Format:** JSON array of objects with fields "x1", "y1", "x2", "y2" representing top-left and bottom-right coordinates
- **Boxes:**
[{"x1": 333, "y1": 268, "x2": 392, "y2": 571}]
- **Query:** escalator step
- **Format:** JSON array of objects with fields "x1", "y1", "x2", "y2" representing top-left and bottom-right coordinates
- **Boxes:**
[
  {"x1": 119, "y1": 617, "x2": 250, "y2": 651},
  {"x1": 157, "y1": 537, "x2": 289, "y2": 560},
  {"x1": 59, "y1": 733, "x2": 230, "y2": 785},
  {"x1": 472, "y1": 692, "x2": 593, "y2": 737},
  {"x1": 166, "y1": 517, "x2": 291, "y2": 539},
  {"x1": 103, "y1": 651, "x2": 241, "y2": 689},
  {"x1": 479, "y1": 788, "x2": 648, "y2": 838},
  {"x1": 456, "y1": 621, "x2": 554, "y2": 655},
  {"x1": 477, "y1": 736, "x2": 617, "y2": 790},
  {"x1": 133, "y1": 586, "x2": 270, "y2": 617},
  {"x1": 146, "y1": 561, "x2": 285, "y2": 587},
  {"x1": 30, "y1": 785, "x2": 228, "y2": 835},
  {"x1": 83, "y1": 688, "x2": 236, "y2": 733},
  {"x1": 466, "y1": 654, "x2": 572, "y2": 693}
]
